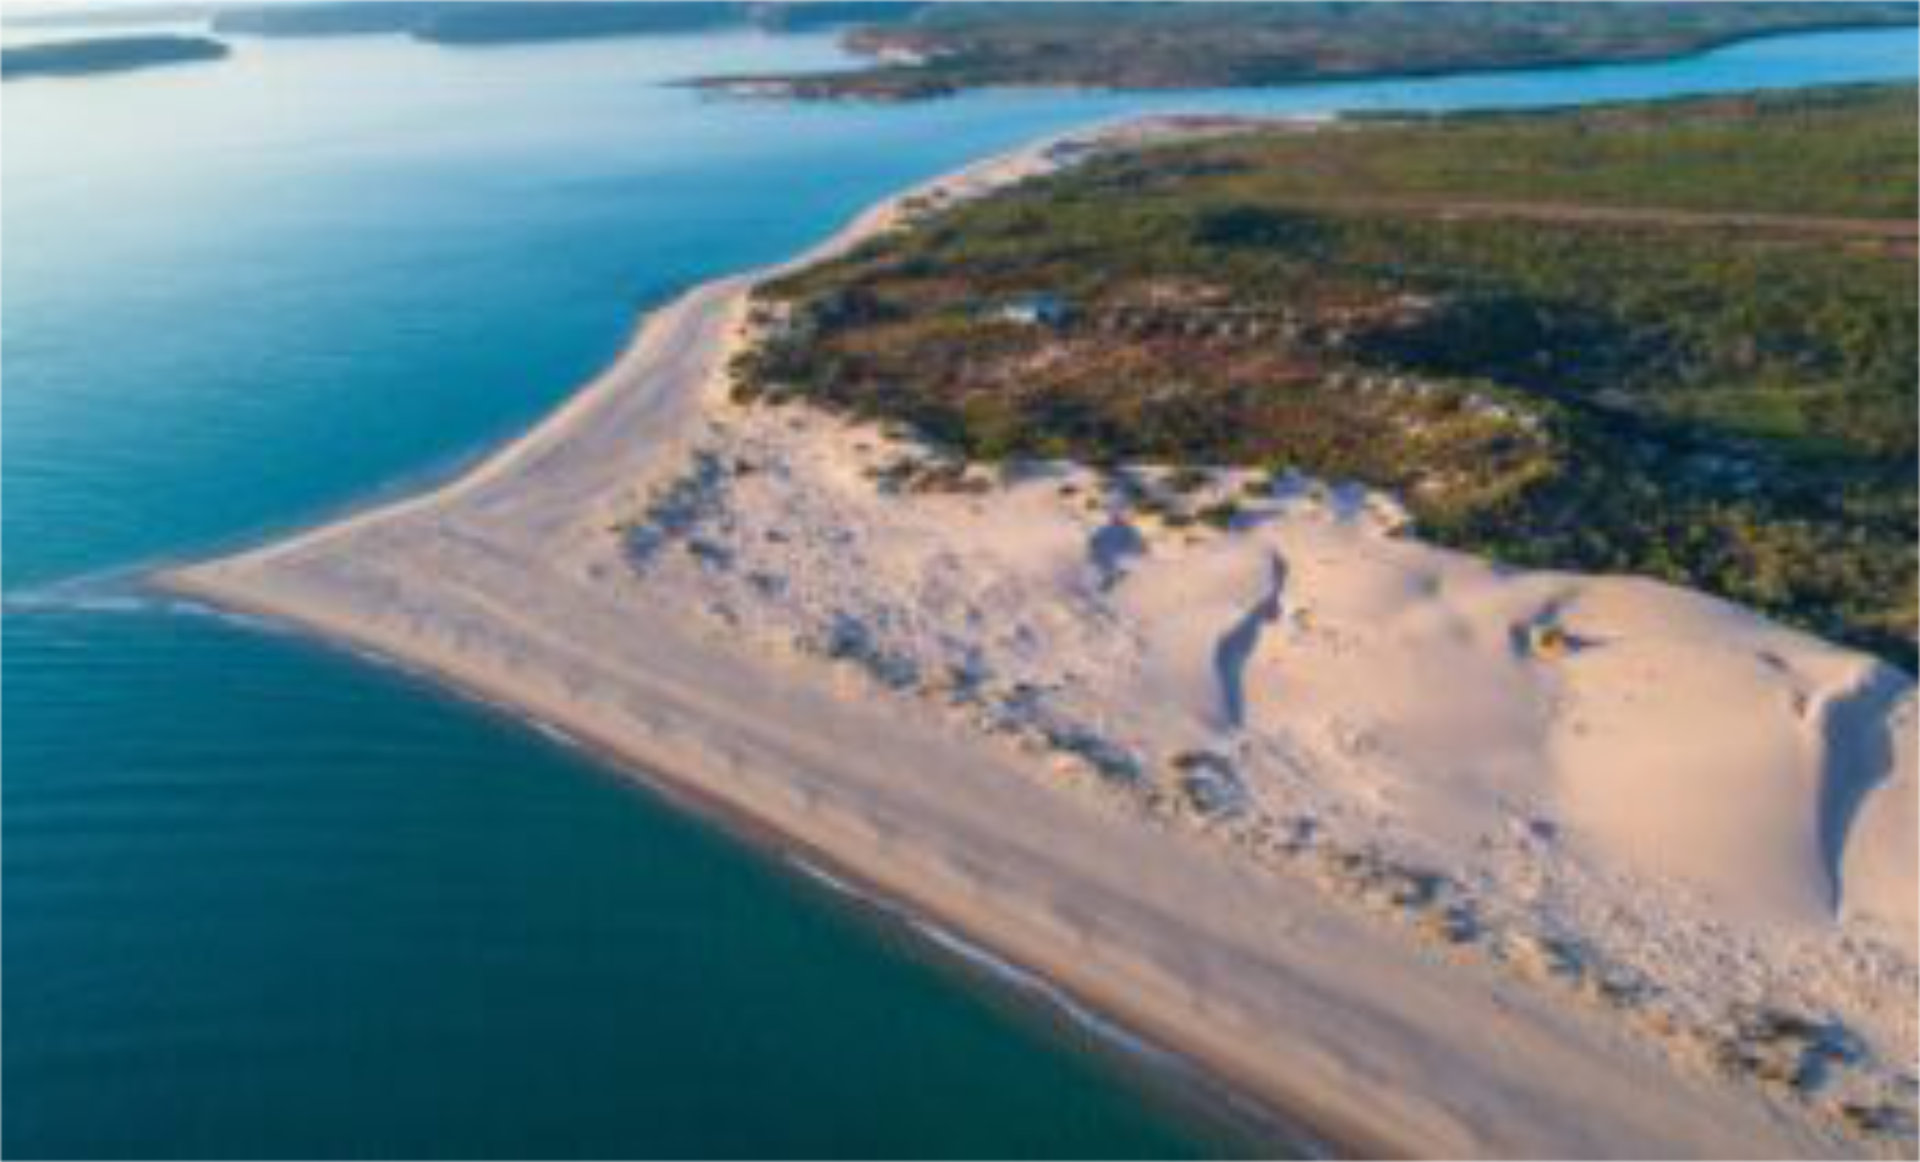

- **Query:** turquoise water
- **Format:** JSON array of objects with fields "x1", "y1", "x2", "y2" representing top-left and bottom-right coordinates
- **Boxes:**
[{"x1": 5, "y1": 25, "x2": 1915, "y2": 1159}]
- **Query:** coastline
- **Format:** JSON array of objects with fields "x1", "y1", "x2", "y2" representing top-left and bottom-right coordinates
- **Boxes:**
[
  {"x1": 690, "y1": 19, "x2": 1920, "y2": 102},
  {"x1": 156, "y1": 122, "x2": 1881, "y2": 1158},
  {"x1": 184, "y1": 590, "x2": 1326, "y2": 1156}
]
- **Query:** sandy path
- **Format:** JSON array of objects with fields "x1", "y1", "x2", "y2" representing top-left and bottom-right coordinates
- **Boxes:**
[{"x1": 1282, "y1": 195, "x2": 1918, "y2": 239}]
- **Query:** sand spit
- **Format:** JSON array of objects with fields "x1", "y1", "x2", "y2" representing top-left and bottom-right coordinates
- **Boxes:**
[{"x1": 162, "y1": 118, "x2": 1916, "y2": 1158}]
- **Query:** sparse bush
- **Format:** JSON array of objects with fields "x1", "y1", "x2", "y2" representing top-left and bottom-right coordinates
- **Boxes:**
[{"x1": 1197, "y1": 500, "x2": 1242, "y2": 529}]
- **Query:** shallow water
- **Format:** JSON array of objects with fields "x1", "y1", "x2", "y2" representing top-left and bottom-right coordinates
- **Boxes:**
[{"x1": 5, "y1": 24, "x2": 1914, "y2": 1158}]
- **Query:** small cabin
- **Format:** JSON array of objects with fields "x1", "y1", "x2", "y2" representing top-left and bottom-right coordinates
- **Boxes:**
[{"x1": 996, "y1": 293, "x2": 1071, "y2": 327}]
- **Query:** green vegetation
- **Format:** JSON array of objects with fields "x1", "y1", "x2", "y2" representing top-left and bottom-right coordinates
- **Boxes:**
[
  {"x1": 1, "y1": 34, "x2": 228, "y2": 80},
  {"x1": 1132, "y1": 88, "x2": 1920, "y2": 220},
  {"x1": 698, "y1": 2, "x2": 1918, "y2": 101},
  {"x1": 740, "y1": 86, "x2": 1920, "y2": 667}
]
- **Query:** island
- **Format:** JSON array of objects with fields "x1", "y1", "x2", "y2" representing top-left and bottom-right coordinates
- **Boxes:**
[
  {"x1": 162, "y1": 86, "x2": 1919, "y2": 1157},
  {"x1": 203, "y1": 2, "x2": 924, "y2": 44},
  {"x1": 1, "y1": 34, "x2": 228, "y2": 81},
  {"x1": 694, "y1": 1, "x2": 1920, "y2": 101},
  {"x1": 17, "y1": 1, "x2": 1912, "y2": 83}
]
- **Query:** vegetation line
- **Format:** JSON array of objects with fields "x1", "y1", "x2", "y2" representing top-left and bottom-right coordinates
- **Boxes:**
[{"x1": 735, "y1": 85, "x2": 1919, "y2": 668}]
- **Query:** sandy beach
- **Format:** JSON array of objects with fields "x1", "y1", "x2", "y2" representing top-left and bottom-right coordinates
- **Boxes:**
[{"x1": 161, "y1": 120, "x2": 1917, "y2": 1158}]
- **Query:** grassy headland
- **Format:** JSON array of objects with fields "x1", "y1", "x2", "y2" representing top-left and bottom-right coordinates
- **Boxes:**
[
  {"x1": 738, "y1": 85, "x2": 1920, "y2": 667},
  {"x1": 696, "y1": 2, "x2": 1919, "y2": 101}
]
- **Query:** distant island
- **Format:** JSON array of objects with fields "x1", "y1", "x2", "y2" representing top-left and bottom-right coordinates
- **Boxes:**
[
  {"x1": 10, "y1": 3, "x2": 1911, "y2": 90},
  {"x1": 2, "y1": 2, "x2": 927, "y2": 47},
  {"x1": 0, "y1": 34, "x2": 228, "y2": 80},
  {"x1": 694, "y1": 1, "x2": 1920, "y2": 100},
  {"x1": 202, "y1": 2, "x2": 924, "y2": 44}
]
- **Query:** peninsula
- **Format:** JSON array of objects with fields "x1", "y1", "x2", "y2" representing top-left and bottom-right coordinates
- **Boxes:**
[
  {"x1": 693, "y1": 1, "x2": 1920, "y2": 102},
  {"x1": 163, "y1": 93, "x2": 1919, "y2": 1156}
]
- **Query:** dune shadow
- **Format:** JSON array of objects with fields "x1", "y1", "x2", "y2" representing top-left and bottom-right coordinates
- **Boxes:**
[
  {"x1": 1088, "y1": 519, "x2": 1147, "y2": 592},
  {"x1": 1815, "y1": 664, "x2": 1909, "y2": 913},
  {"x1": 1212, "y1": 551, "x2": 1287, "y2": 731}
]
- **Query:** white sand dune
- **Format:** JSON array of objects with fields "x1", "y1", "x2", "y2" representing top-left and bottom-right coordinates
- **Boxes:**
[{"x1": 162, "y1": 119, "x2": 1917, "y2": 1158}]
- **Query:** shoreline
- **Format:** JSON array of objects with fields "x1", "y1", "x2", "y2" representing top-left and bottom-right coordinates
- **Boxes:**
[
  {"x1": 156, "y1": 121, "x2": 1877, "y2": 1158},
  {"x1": 167, "y1": 579, "x2": 1314, "y2": 1157},
  {"x1": 690, "y1": 20, "x2": 1920, "y2": 103},
  {"x1": 159, "y1": 528, "x2": 1388, "y2": 1160},
  {"x1": 156, "y1": 120, "x2": 1377, "y2": 1155}
]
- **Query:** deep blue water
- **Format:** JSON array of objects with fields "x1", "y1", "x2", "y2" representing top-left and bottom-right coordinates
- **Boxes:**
[{"x1": 5, "y1": 24, "x2": 1915, "y2": 1159}]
